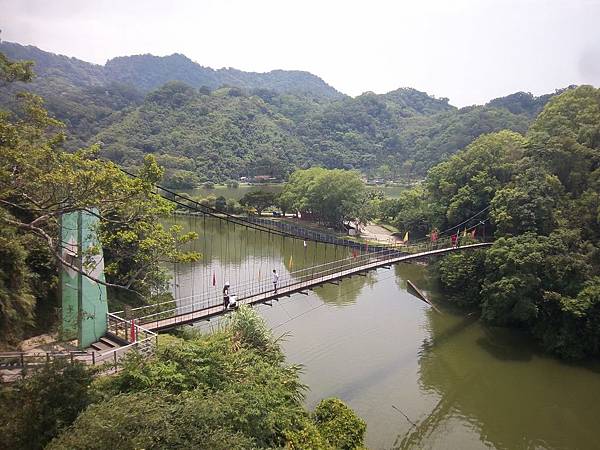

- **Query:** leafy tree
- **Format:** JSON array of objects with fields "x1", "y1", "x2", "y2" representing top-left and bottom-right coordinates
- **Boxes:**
[
  {"x1": 482, "y1": 230, "x2": 590, "y2": 325},
  {"x1": 214, "y1": 195, "x2": 228, "y2": 212},
  {"x1": 0, "y1": 50, "x2": 33, "y2": 83},
  {"x1": 490, "y1": 166, "x2": 563, "y2": 236},
  {"x1": 379, "y1": 187, "x2": 434, "y2": 238},
  {"x1": 281, "y1": 168, "x2": 371, "y2": 228},
  {"x1": 313, "y1": 398, "x2": 366, "y2": 450},
  {"x1": 437, "y1": 249, "x2": 487, "y2": 308},
  {"x1": 427, "y1": 130, "x2": 526, "y2": 226},
  {"x1": 239, "y1": 190, "x2": 277, "y2": 215},
  {"x1": 534, "y1": 277, "x2": 600, "y2": 360},
  {"x1": 0, "y1": 52, "x2": 199, "y2": 345}
]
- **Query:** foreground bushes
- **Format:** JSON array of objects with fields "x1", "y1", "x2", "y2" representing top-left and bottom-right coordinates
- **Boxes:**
[{"x1": 2, "y1": 307, "x2": 366, "y2": 449}]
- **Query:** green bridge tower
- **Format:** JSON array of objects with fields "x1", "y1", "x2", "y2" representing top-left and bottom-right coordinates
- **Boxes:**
[{"x1": 60, "y1": 209, "x2": 108, "y2": 349}]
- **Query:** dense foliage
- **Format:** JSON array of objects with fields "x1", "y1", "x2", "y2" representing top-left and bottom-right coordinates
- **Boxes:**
[
  {"x1": 0, "y1": 307, "x2": 366, "y2": 450},
  {"x1": 0, "y1": 41, "x2": 561, "y2": 186},
  {"x1": 239, "y1": 189, "x2": 278, "y2": 215},
  {"x1": 0, "y1": 54, "x2": 198, "y2": 347},
  {"x1": 280, "y1": 168, "x2": 371, "y2": 228},
  {"x1": 382, "y1": 86, "x2": 600, "y2": 360},
  {"x1": 0, "y1": 359, "x2": 95, "y2": 450}
]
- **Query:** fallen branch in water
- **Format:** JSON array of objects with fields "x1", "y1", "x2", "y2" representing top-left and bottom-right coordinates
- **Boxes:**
[{"x1": 392, "y1": 405, "x2": 418, "y2": 428}]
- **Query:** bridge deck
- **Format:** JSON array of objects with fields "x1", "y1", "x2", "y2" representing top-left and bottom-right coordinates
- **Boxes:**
[{"x1": 145, "y1": 243, "x2": 491, "y2": 331}]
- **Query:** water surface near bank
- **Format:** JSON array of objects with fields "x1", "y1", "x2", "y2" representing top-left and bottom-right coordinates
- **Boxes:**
[{"x1": 175, "y1": 215, "x2": 600, "y2": 449}]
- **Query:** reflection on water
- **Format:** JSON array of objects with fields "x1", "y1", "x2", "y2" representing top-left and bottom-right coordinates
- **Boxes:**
[{"x1": 175, "y1": 215, "x2": 600, "y2": 450}]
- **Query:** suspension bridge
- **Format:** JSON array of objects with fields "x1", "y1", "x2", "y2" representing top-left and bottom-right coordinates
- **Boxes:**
[
  {"x1": 0, "y1": 174, "x2": 493, "y2": 379},
  {"x1": 108, "y1": 179, "x2": 493, "y2": 332},
  {"x1": 134, "y1": 242, "x2": 491, "y2": 332}
]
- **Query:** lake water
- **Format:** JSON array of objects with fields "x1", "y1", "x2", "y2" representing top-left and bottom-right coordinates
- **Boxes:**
[{"x1": 172, "y1": 215, "x2": 600, "y2": 450}]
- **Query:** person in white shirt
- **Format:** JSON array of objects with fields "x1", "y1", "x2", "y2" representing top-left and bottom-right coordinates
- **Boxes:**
[{"x1": 272, "y1": 269, "x2": 279, "y2": 293}]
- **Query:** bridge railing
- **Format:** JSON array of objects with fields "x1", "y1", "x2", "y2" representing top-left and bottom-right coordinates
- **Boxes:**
[
  {"x1": 125, "y1": 243, "x2": 406, "y2": 324},
  {"x1": 106, "y1": 312, "x2": 157, "y2": 358},
  {"x1": 127, "y1": 237, "x2": 473, "y2": 327},
  {"x1": 0, "y1": 315, "x2": 159, "y2": 381},
  {"x1": 0, "y1": 351, "x2": 94, "y2": 379}
]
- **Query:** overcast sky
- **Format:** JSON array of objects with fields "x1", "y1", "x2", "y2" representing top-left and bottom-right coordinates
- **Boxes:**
[{"x1": 1, "y1": 0, "x2": 599, "y2": 106}]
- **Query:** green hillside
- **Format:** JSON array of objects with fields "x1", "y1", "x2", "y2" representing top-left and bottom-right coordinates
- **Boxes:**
[{"x1": 0, "y1": 41, "x2": 561, "y2": 185}]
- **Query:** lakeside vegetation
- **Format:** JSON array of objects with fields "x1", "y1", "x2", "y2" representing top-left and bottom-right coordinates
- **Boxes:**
[
  {"x1": 1, "y1": 307, "x2": 366, "y2": 450},
  {"x1": 379, "y1": 86, "x2": 600, "y2": 360},
  {"x1": 0, "y1": 55, "x2": 199, "y2": 347}
]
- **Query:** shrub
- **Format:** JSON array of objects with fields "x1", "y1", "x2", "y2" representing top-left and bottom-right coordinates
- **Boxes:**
[{"x1": 313, "y1": 398, "x2": 366, "y2": 450}]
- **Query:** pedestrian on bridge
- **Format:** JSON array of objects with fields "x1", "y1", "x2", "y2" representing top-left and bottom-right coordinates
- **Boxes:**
[
  {"x1": 273, "y1": 269, "x2": 279, "y2": 293},
  {"x1": 223, "y1": 282, "x2": 230, "y2": 309}
]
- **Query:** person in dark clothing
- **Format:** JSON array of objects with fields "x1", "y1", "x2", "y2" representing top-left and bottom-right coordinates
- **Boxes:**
[{"x1": 223, "y1": 282, "x2": 230, "y2": 309}]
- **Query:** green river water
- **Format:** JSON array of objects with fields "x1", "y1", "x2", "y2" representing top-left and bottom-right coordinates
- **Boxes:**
[{"x1": 172, "y1": 215, "x2": 600, "y2": 450}]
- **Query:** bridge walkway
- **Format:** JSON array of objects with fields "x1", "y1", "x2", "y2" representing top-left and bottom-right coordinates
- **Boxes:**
[{"x1": 145, "y1": 242, "x2": 491, "y2": 331}]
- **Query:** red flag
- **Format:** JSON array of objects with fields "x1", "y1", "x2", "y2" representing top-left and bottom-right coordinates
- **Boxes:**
[
  {"x1": 212, "y1": 273, "x2": 216, "y2": 286},
  {"x1": 471, "y1": 229, "x2": 476, "y2": 238},
  {"x1": 130, "y1": 319, "x2": 136, "y2": 342}
]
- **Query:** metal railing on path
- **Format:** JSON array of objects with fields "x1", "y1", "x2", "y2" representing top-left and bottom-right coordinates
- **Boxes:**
[{"x1": 0, "y1": 313, "x2": 158, "y2": 381}]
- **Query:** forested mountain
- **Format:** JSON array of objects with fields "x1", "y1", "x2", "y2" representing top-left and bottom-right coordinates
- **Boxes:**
[
  {"x1": 96, "y1": 82, "x2": 310, "y2": 185},
  {"x1": 0, "y1": 41, "x2": 562, "y2": 185},
  {"x1": 97, "y1": 84, "x2": 551, "y2": 183},
  {"x1": 104, "y1": 53, "x2": 343, "y2": 99},
  {"x1": 0, "y1": 41, "x2": 342, "y2": 98},
  {"x1": 487, "y1": 90, "x2": 560, "y2": 117}
]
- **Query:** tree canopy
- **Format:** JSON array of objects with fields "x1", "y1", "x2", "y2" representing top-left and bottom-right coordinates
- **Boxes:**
[
  {"x1": 0, "y1": 307, "x2": 366, "y2": 450},
  {"x1": 280, "y1": 168, "x2": 371, "y2": 228},
  {"x1": 383, "y1": 85, "x2": 600, "y2": 360}
]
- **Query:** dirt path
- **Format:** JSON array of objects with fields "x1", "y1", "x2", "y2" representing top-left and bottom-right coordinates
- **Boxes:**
[{"x1": 360, "y1": 223, "x2": 399, "y2": 243}]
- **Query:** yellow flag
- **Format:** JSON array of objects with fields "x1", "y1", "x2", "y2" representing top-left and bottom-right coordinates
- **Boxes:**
[
  {"x1": 403, "y1": 231, "x2": 409, "y2": 242},
  {"x1": 463, "y1": 228, "x2": 467, "y2": 237},
  {"x1": 289, "y1": 254, "x2": 293, "y2": 270}
]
